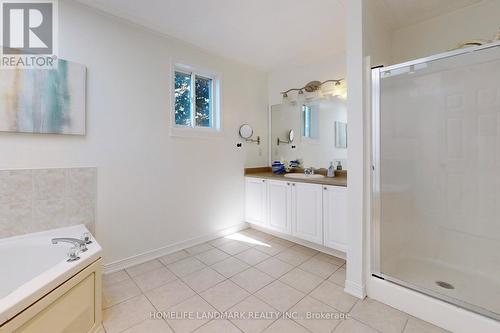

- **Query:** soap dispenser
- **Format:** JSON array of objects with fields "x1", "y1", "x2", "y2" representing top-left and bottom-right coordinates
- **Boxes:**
[
  {"x1": 336, "y1": 161, "x2": 343, "y2": 171},
  {"x1": 327, "y1": 161, "x2": 335, "y2": 178}
]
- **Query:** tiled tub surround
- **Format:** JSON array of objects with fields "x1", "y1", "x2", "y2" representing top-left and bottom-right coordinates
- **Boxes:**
[
  {"x1": 0, "y1": 167, "x2": 96, "y2": 238},
  {"x1": 100, "y1": 228, "x2": 449, "y2": 333}
]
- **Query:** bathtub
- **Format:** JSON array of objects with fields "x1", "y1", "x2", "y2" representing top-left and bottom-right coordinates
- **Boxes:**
[{"x1": 0, "y1": 225, "x2": 102, "y2": 332}]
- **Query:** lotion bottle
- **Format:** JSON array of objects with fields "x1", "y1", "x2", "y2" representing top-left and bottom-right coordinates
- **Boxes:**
[{"x1": 327, "y1": 161, "x2": 335, "y2": 178}]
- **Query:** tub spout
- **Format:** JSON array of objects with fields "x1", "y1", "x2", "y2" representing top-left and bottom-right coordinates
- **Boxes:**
[{"x1": 52, "y1": 238, "x2": 87, "y2": 252}]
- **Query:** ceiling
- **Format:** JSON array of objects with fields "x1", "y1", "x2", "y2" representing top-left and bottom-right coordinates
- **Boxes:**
[
  {"x1": 374, "y1": 0, "x2": 483, "y2": 30},
  {"x1": 76, "y1": 0, "x2": 346, "y2": 72},
  {"x1": 76, "y1": 0, "x2": 483, "y2": 72}
]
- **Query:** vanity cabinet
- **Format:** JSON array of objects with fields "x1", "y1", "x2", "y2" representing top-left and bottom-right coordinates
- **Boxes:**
[
  {"x1": 323, "y1": 185, "x2": 348, "y2": 252},
  {"x1": 245, "y1": 177, "x2": 347, "y2": 253},
  {"x1": 267, "y1": 180, "x2": 292, "y2": 233},
  {"x1": 245, "y1": 177, "x2": 268, "y2": 227},
  {"x1": 291, "y1": 182, "x2": 323, "y2": 245}
]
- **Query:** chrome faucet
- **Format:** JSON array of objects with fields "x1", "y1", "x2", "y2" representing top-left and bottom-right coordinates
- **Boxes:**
[
  {"x1": 304, "y1": 167, "x2": 315, "y2": 175},
  {"x1": 52, "y1": 238, "x2": 88, "y2": 252}
]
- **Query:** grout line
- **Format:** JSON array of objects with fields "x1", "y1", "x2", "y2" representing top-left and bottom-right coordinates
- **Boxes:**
[
  {"x1": 103, "y1": 228, "x2": 349, "y2": 333},
  {"x1": 401, "y1": 317, "x2": 409, "y2": 333}
]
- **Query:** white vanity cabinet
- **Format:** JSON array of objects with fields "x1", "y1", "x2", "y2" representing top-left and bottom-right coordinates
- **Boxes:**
[
  {"x1": 322, "y1": 185, "x2": 348, "y2": 252},
  {"x1": 267, "y1": 180, "x2": 292, "y2": 233},
  {"x1": 245, "y1": 176, "x2": 348, "y2": 253},
  {"x1": 291, "y1": 182, "x2": 323, "y2": 245},
  {"x1": 244, "y1": 177, "x2": 268, "y2": 227}
]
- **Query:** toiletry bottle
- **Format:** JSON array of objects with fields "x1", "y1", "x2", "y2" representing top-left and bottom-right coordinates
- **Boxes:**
[
  {"x1": 336, "y1": 161, "x2": 343, "y2": 171},
  {"x1": 327, "y1": 161, "x2": 335, "y2": 178}
]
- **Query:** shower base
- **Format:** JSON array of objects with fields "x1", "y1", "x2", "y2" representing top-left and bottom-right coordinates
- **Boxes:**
[{"x1": 381, "y1": 256, "x2": 500, "y2": 321}]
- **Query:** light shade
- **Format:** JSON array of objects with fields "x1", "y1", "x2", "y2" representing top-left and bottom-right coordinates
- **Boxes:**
[
  {"x1": 282, "y1": 92, "x2": 290, "y2": 104},
  {"x1": 320, "y1": 81, "x2": 336, "y2": 96},
  {"x1": 296, "y1": 90, "x2": 305, "y2": 104}
]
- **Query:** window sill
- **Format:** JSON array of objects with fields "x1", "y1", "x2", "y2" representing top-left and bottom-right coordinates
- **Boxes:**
[{"x1": 169, "y1": 126, "x2": 224, "y2": 139}]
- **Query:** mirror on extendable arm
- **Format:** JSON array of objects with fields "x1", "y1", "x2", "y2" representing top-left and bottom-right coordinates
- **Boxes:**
[
  {"x1": 239, "y1": 124, "x2": 260, "y2": 144},
  {"x1": 277, "y1": 129, "x2": 294, "y2": 145}
]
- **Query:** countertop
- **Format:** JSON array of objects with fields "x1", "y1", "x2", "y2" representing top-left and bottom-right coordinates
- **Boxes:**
[{"x1": 244, "y1": 167, "x2": 347, "y2": 187}]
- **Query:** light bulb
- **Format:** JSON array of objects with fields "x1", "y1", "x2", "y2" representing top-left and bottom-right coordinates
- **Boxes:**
[
  {"x1": 282, "y1": 92, "x2": 290, "y2": 104},
  {"x1": 321, "y1": 81, "x2": 335, "y2": 96},
  {"x1": 297, "y1": 90, "x2": 305, "y2": 103}
]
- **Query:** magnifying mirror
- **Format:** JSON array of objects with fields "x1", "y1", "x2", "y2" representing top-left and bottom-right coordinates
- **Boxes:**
[
  {"x1": 239, "y1": 124, "x2": 260, "y2": 144},
  {"x1": 277, "y1": 129, "x2": 295, "y2": 145},
  {"x1": 239, "y1": 124, "x2": 253, "y2": 139}
]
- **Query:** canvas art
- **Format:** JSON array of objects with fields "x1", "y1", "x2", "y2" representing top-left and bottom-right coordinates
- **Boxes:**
[{"x1": 0, "y1": 60, "x2": 86, "y2": 135}]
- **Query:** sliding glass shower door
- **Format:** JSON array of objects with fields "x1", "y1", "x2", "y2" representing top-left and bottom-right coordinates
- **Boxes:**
[{"x1": 372, "y1": 42, "x2": 500, "y2": 320}]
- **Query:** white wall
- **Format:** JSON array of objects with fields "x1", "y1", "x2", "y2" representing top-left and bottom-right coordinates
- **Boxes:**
[
  {"x1": 391, "y1": 0, "x2": 500, "y2": 64},
  {"x1": 0, "y1": 1, "x2": 268, "y2": 265},
  {"x1": 267, "y1": 54, "x2": 346, "y2": 106},
  {"x1": 344, "y1": 0, "x2": 366, "y2": 299}
]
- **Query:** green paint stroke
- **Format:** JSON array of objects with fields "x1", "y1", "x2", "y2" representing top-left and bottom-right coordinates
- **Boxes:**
[{"x1": 44, "y1": 60, "x2": 71, "y2": 132}]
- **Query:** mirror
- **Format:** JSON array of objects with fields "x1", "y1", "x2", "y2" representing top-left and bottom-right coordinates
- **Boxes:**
[
  {"x1": 239, "y1": 124, "x2": 253, "y2": 139},
  {"x1": 271, "y1": 97, "x2": 347, "y2": 169}
]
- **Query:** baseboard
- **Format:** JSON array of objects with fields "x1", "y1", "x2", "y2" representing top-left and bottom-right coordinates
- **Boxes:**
[
  {"x1": 102, "y1": 222, "x2": 249, "y2": 274},
  {"x1": 248, "y1": 223, "x2": 346, "y2": 260},
  {"x1": 344, "y1": 280, "x2": 366, "y2": 299}
]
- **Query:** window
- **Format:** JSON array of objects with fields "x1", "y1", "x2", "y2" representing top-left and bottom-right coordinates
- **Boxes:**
[
  {"x1": 302, "y1": 104, "x2": 312, "y2": 138},
  {"x1": 173, "y1": 65, "x2": 220, "y2": 133},
  {"x1": 302, "y1": 104, "x2": 319, "y2": 140}
]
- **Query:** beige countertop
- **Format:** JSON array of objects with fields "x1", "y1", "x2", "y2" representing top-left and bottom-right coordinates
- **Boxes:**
[{"x1": 244, "y1": 167, "x2": 347, "y2": 187}]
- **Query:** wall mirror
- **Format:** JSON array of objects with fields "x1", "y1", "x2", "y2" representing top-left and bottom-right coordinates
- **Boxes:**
[{"x1": 270, "y1": 97, "x2": 347, "y2": 169}]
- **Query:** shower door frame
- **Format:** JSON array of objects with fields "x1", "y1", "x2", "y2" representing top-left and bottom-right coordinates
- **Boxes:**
[{"x1": 371, "y1": 41, "x2": 500, "y2": 321}]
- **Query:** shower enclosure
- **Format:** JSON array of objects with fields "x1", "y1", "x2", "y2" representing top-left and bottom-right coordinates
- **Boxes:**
[{"x1": 371, "y1": 41, "x2": 500, "y2": 321}]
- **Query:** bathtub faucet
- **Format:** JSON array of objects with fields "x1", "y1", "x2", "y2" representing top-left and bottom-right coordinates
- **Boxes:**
[{"x1": 52, "y1": 238, "x2": 88, "y2": 252}]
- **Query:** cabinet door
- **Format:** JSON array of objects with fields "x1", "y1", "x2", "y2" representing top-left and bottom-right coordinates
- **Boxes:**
[
  {"x1": 323, "y1": 185, "x2": 347, "y2": 252},
  {"x1": 245, "y1": 178, "x2": 267, "y2": 226},
  {"x1": 267, "y1": 180, "x2": 291, "y2": 234},
  {"x1": 292, "y1": 182, "x2": 323, "y2": 244}
]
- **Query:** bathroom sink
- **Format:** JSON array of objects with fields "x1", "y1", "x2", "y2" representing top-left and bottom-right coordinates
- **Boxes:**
[{"x1": 284, "y1": 173, "x2": 325, "y2": 179}]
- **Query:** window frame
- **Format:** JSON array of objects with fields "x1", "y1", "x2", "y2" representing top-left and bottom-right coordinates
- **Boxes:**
[{"x1": 171, "y1": 63, "x2": 222, "y2": 137}]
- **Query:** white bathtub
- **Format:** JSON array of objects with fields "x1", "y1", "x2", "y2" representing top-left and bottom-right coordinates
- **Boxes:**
[{"x1": 0, "y1": 225, "x2": 102, "y2": 326}]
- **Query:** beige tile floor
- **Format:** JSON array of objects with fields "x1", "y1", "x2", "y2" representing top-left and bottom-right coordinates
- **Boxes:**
[{"x1": 99, "y1": 228, "x2": 449, "y2": 333}]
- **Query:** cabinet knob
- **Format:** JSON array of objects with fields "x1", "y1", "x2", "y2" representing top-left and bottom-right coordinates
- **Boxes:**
[
  {"x1": 286, "y1": 182, "x2": 290, "y2": 186},
  {"x1": 262, "y1": 180, "x2": 266, "y2": 183},
  {"x1": 324, "y1": 187, "x2": 327, "y2": 190},
  {"x1": 292, "y1": 183, "x2": 295, "y2": 186}
]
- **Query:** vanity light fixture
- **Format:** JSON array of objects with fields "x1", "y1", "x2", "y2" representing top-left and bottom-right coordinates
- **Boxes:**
[{"x1": 281, "y1": 79, "x2": 345, "y2": 104}]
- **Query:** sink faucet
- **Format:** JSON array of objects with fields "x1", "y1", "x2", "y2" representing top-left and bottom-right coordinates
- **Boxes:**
[
  {"x1": 304, "y1": 167, "x2": 314, "y2": 175},
  {"x1": 52, "y1": 238, "x2": 88, "y2": 252}
]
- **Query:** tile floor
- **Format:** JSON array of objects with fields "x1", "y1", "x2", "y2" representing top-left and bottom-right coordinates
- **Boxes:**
[{"x1": 99, "y1": 228, "x2": 449, "y2": 333}]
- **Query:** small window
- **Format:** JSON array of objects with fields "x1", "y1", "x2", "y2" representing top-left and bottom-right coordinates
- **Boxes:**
[
  {"x1": 302, "y1": 104, "x2": 312, "y2": 138},
  {"x1": 173, "y1": 65, "x2": 219, "y2": 132},
  {"x1": 302, "y1": 104, "x2": 319, "y2": 140}
]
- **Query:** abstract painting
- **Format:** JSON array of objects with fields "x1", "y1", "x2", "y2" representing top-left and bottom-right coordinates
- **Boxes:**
[{"x1": 0, "y1": 59, "x2": 86, "y2": 135}]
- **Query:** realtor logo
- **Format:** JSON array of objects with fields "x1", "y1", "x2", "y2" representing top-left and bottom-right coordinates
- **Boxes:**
[{"x1": 1, "y1": 0, "x2": 57, "y2": 68}]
